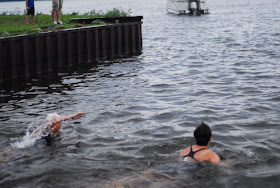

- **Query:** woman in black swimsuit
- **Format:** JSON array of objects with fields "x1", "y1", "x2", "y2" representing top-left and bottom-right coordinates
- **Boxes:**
[{"x1": 181, "y1": 122, "x2": 220, "y2": 163}]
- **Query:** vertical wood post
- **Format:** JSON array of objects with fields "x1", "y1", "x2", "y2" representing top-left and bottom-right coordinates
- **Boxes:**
[
  {"x1": 0, "y1": 41, "x2": 3, "y2": 83},
  {"x1": 132, "y1": 25, "x2": 136, "y2": 53},
  {"x1": 23, "y1": 38, "x2": 30, "y2": 78},
  {"x1": 67, "y1": 32, "x2": 73, "y2": 66},
  {"x1": 110, "y1": 27, "x2": 115, "y2": 58},
  {"x1": 137, "y1": 23, "x2": 142, "y2": 51},
  {"x1": 102, "y1": 29, "x2": 107, "y2": 59},
  {"x1": 139, "y1": 24, "x2": 143, "y2": 50},
  {"x1": 46, "y1": 35, "x2": 52, "y2": 72},
  {"x1": 78, "y1": 31, "x2": 82, "y2": 64},
  {"x1": 10, "y1": 39, "x2": 17, "y2": 79},
  {"x1": 36, "y1": 37, "x2": 42, "y2": 74},
  {"x1": 51, "y1": 35, "x2": 57, "y2": 70},
  {"x1": 87, "y1": 30, "x2": 92, "y2": 63},
  {"x1": 125, "y1": 26, "x2": 129, "y2": 55},
  {"x1": 57, "y1": 33, "x2": 63, "y2": 68},
  {"x1": 94, "y1": 30, "x2": 99, "y2": 61},
  {"x1": 117, "y1": 27, "x2": 122, "y2": 56}
]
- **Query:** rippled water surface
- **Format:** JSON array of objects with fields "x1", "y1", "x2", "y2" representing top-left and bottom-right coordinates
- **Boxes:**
[{"x1": 1, "y1": 0, "x2": 280, "y2": 187}]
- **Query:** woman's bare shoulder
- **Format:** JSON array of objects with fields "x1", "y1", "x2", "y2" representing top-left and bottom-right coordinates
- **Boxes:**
[
  {"x1": 207, "y1": 150, "x2": 221, "y2": 163},
  {"x1": 181, "y1": 146, "x2": 191, "y2": 157}
]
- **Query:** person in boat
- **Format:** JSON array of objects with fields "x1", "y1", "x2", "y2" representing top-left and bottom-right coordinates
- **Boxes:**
[
  {"x1": 37, "y1": 112, "x2": 85, "y2": 145},
  {"x1": 188, "y1": 0, "x2": 201, "y2": 13},
  {"x1": 181, "y1": 122, "x2": 221, "y2": 163}
]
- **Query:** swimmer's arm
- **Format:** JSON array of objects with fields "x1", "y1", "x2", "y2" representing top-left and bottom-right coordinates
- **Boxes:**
[
  {"x1": 49, "y1": 112, "x2": 85, "y2": 125},
  {"x1": 60, "y1": 112, "x2": 86, "y2": 121}
]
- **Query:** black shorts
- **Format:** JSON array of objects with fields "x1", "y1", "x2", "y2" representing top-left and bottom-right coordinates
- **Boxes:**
[{"x1": 26, "y1": 7, "x2": 35, "y2": 15}]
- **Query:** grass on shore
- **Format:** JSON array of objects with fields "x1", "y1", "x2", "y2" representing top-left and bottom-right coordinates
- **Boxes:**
[{"x1": 0, "y1": 8, "x2": 131, "y2": 38}]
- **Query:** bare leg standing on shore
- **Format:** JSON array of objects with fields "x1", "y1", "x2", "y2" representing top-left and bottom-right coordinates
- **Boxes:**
[
  {"x1": 32, "y1": 15, "x2": 35, "y2": 25},
  {"x1": 57, "y1": 9, "x2": 61, "y2": 23},
  {"x1": 52, "y1": 0, "x2": 63, "y2": 25},
  {"x1": 52, "y1": 9, "x2": 56, "y2": 24},
  {"x1": 26, "y1": 14, "x2": 29, "y2": 25},
  {"x1": 26, "y1": 0, "x2": 35, "y2": 25}
]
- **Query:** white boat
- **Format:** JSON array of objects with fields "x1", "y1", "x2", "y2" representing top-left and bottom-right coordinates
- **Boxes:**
[{"x1": 166, "y1": 0, "x2": 209, "y2": 15}]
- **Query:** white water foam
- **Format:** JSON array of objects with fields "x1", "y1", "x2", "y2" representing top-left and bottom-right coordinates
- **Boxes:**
[{"x1": 11, "y1": 113, "x2": 61, "y2": 149}]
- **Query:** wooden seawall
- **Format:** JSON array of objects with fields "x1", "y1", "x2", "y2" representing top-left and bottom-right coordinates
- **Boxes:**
[{"x1": 0, "y1": 16, "x2": 143, "y2": 84}]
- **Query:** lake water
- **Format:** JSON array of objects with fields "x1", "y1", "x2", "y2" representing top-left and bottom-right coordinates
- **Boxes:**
[{"x1": 1, "y1": 0, "x2": 280, "y2": 187}]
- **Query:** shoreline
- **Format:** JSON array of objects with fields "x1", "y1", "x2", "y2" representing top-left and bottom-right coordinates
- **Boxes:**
[
  {"x1": 0, "y1": 8, "x2": 131, "y2": 37},
  {"x1": 0, "y1": 15, "x2": 143, "y2": 84}
]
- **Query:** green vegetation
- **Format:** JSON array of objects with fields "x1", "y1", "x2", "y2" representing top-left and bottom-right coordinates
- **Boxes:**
[{"x1": 0, "y1": 8, "x2": 131, "y2": 37}]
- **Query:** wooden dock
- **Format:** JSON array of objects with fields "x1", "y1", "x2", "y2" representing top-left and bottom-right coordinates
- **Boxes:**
[{"x1": 0, "y1": 16, "x2": 143, "y2": 84}]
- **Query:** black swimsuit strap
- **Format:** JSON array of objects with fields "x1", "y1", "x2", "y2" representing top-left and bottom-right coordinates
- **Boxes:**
[
  {"x1": 194, "y1": 147, "x2": 208, "y2": 153},
  {"x1": 183, "y1": 146, "x2": 208, "y2": 159}
]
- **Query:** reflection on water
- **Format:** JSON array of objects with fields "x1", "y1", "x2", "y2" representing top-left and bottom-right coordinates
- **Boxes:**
[{"x1": 1, "y1": 0, "x2": 280, "y2": 187}]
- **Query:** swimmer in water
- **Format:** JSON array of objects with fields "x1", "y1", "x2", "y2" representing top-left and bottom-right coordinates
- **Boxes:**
[
  {"x1": 103, "y1": 123, "x2": 224, "y2": 187},
  {"x1": 37, "y1": 112, "x2": 85, "y2": 145},
  {"x1": 0, "y1": 112, "x2": 85, "y2": 162},
  {"x1": 181, "y1": 122, "x2": 221, "y2": 163}
]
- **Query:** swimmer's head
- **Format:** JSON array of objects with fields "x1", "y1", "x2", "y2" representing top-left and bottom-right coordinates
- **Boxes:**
[
  {"x1": 46, "y1": 113, "x2": 61, "y2": 123},
  {"x1": 194, "y1": 122, "x2": 212, "y2": 146}
]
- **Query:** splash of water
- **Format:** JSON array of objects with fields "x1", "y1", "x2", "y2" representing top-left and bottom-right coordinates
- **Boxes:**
[{"x1": 10, "y1": 113, "x2": 61, "y2": 149}]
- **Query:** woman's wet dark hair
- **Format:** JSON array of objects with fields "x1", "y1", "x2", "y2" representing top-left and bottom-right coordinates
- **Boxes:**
[{"x1": 194, "y1": 122, "x2": 212, "y2": 146}]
